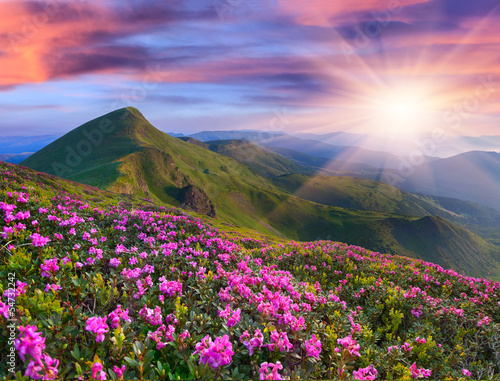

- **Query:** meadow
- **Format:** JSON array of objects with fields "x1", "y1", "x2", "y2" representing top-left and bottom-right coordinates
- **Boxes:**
[{"x1": 1, "y1": 161, "x2": 499, "y2": 380}]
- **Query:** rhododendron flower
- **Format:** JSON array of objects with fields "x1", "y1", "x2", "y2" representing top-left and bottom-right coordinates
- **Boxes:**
[
  {"x1": 109, "y1": 258, "x2": 121, "y2": 267},
  {"x1": 478, "y1": 315, "x2": 491, "y2": 327},
  {"x1": 411, "y1": 307, "x2": 423, "y2": 318},
  {"x1": 45, "y1": 284, "x2": 62, "y2": 293},
  {"x1": 194, "y1": 334, "x2": 234, "y2": 369},
  {"x1": 139, "y1": 304, "x2": 163, "y2": 326},
  {"x1": 31, "y1": 233, "x2": 51, "y2": 247},
  {"x1": 305, "y1": 334, "x2": 322, "y2": 360},
  {"x1": 25, "y1": 354, "x2": 59, "y2": 380},
  {"x1": 266, "y1": 330, "x2": 293, "y2": 353},
  {"x1": 113, "y1": 365, "x2": 126, "y2": 379},
  {"x1": 86, "y1": 317, "x2": 109, "y2": 343},
  {"x1": 402, "y1": 342, "x2": 413, "y2": 352},
  {"x1": 40, "y1": 258, "x2": 59, "y2": 277},
  {"x1": 0, "y1": 301, "x2": 10, "y2": 319},
  {"x1": 15, "y1": 325, "x2": 46, "y2": 362},
  {"x1": 353, "y1": 365, "x2": 378, "y2": 380},
  {"x1": 218, "y1": 304, "x2": 241, "y2": 327},
  {"x1": 92, "y1": 362, "x2": 107, "y2": 380},
  {"x1": 179, "y1": 330, "x2": 190, "y2": 341},
  {"x1": 409, "y1": 363, "x2": 432, "y2": 378},
  {"x1": 337, "y1": 335, "x2": 360, "y2": 357},
  {"x1": 259, "y1": 361, "x2": 284, "y2": 380},
  {"x1": 158, "y1": 277, "x2": 182, "y2": 297},
  {"x1": 240, "y1": 329, "x2": 264, "y2": 355},
  {"x1": 148, "y1": 324, "x2": 175, "y2": 349},
  {"x1": 108, "y1": 305, "x2": 131, "y2": 328}
]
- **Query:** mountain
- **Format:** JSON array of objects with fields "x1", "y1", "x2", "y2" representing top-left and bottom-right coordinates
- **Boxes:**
[
  {"x1": 272, "y1": 174, "x2": 500, "y2": 243},
  {"x1": 21, "y1": 107, "x2": 500, "y2": 278},
  {"x1": 188, "y1": 130, "x2": 284, "y2": 142},
  {"x1": 398, "y1": 151, "x2": 500, "y2": 210},
  {"x1": 0, "y1": 135, "x2": 58, "y2": 154},
  {"x1": 186, "y1": 138, "x2": 314, "y2": 178},
  {"x1": 0, "y1": 152, "x2": 34, "y2": 163},
  {"x1": 436, "y1": 135, "x2": 500, "y2": 157},
  {"x1": 189, "y1": 131, "x2": 404, "y2": 170}
]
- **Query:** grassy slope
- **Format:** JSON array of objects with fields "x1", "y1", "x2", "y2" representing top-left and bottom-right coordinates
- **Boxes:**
[
  {"x1": 272, "y1": 174, "x2": 500, "y2": 241},
  {"x1": 20, "y1": 108, "x2": 500, "y2": 278},
  {"x1": 201, "y1": 139, "x2": 314, "y2": 178}
]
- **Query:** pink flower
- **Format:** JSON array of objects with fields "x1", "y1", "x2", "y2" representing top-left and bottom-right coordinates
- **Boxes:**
[
  {"x1": 259, "y1": 361, "x2": 284, "y2": 380},
  {"x1": 462, "y1": 369, "x2": 472, "y2": 377},
  {"x1": 86, "y1": 317, "x2": 109, "y2": 343},
  {"x1": 240, "y1": 329, "x2": 264, "y2": 355},
  {"x1": 266, "y1": 330, "x2": 293, "y2": 353},
  {"x1": 337, "y1": 335, "x2": 360, "y2": 357},
  {"x1": 40, "y1": 258, "x2": 59, "y2": 277},
  {"x1": 411, "y1": 307, "x2": 423, "y2": 318},
  {"x1": 113, "y1": 365, "x2": 126, "y2": 379},
  {"x1": 179, "y1": 330, "x2": 190, "y2": 341},
  {"x1": 194, "y1": 334, "x2": 234, "y2": 369},
  {"x1": 353, "y1": 365, "x2": 378, "y2": 380},
  {"x1": 92, "y1": 362, "x2": 107, "y2": 380},
  {"x1": 109, "y1": 258, "x2": 121, "y2": 267},
  {"x1": 108, "y1": 305, "x2": 131, "y2": 328},
  {"x1": 0, "y1": 301, "x2": 10, "y2": 319},
  {"x1": 158, "y1": 277, "x2": 182, "y2": 297},
  {"x1": 305, "y1": 334, "x2": 322, "y2": 360},
  {"x1": 25, "y1": 354, "x2": 59, "y2": 380},
  {"x1": 45, "y1": 284, "x2": 62, "y2": 293},
  {"x1": 31, "y1": 233, "x2": 51, "y2": 247},
  {"x1": 219, "y1": 304, "x2": 241, "y2": 327},
  {"x1": 402, "y1": 342, "x2": 413, "y2": 353},
  {"x1": 409, "y1": 363, "x2": 432, "y2": 378},
  {"x1": 14, "y1": 325, "x2": 46, "y2": 362},
  {"x1": 139, "y1": 305, "x2": 163, "y2": 326}
]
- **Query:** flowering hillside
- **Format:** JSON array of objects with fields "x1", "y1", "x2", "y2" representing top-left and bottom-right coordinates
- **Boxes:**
[{"x1": 0, "y1": 161, "x2": 499, "y2": 380}]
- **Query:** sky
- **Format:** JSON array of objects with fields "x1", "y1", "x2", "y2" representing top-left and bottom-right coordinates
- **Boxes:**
[{"x1": 0, "y1": 0, "x2": 499, "y2": 144}]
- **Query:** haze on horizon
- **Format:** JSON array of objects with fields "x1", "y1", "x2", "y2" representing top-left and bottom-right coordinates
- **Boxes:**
[{"x1": 0, "y1": 0, "x2": 499, "y2": 151}]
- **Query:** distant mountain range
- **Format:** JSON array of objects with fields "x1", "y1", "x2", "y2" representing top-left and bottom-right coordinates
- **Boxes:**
[
  {"x1": 0, "y1": 152, "x2": 34, "y2": 164},
  {"x1": 398, "y1": 151, "x2": 500, "y2": 211},
  {"x1": 0, "y1": 135, "x2": 57, "y2": 154},
  {"x1": 17, "y1": 107, "x2": 500, "y2": 278}
]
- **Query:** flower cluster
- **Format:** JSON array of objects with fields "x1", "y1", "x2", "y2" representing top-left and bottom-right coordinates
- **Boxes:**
[
  {"x1": 194, "y1": 335, "x2": 235, "y2": 369},
  {"x1": 259, "y1": 361, "x2": 284, "y2": 380},
  {"x1": 15, "y1": 325, "x2": 59, "y2": 380},
  {"x1": 85, "y1": 317, "x2": 109, "y2": 343},
  {"x1": 218, "y1": 304, "x2": 241, "y2": 327},
  {"x1": 305, "y1": 334, "x2": 322, "y2": 360}
]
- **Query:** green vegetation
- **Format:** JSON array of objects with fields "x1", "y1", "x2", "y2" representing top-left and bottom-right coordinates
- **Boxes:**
[
  {"x1": 1, "y1": 161, "x2": 500, "y2": 380},
  {"x1": 20, "y1": 108, "x2": 500, "y2": 278}
]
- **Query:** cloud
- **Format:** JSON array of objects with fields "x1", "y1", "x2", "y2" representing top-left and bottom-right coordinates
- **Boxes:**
[{"x1": 0, "y1": 0, "x2": 215, "y2": 87}]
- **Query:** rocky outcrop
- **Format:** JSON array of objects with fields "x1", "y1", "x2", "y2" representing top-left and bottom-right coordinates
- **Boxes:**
[{"x1": 179, "y1": 185, "x2": 216, "y2": 217}]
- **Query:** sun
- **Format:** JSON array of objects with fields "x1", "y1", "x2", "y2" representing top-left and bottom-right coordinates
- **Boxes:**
[{"x1": 370, "y1": 89, "x2": 435, "y2": 138}]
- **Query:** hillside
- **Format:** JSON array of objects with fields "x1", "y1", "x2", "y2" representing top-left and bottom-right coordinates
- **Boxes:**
[
  {"x1": 194, "y1": 139, "x2": 313, "y2": 178},
  {"x1": 1, "y1": 161, "x2": 499, "y2": 380},
  {"x1": 272, "y1": 174, "x2": 500, "y2": 235},
  {"x1": 20, "y1": 108, "x2": 500, "y2": 278}
]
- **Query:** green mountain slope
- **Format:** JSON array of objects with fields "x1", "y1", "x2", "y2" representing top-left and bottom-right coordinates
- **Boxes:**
[
  {"x1": 273, "y1": 174, "x2": 500, "y2": 242},
  {"x1": 194, "y1": 139, "x2": 313, "y2": 178},
  {"x1": 21, "y1": 107, "x2": 500, "y2": 278}
]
